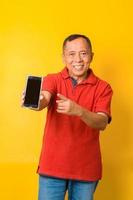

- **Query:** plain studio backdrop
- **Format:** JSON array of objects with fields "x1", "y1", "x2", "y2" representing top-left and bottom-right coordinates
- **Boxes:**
[{"x1": 0, "y1": 0, "x2": 133, "y2": 199}]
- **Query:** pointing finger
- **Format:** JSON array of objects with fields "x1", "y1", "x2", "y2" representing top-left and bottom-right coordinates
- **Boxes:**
[{"x1": 57, "y1": 93, "x2": 68, "y2": 101}]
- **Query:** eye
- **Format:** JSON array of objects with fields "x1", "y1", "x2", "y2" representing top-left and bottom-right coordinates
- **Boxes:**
[
  {"x1": 80, "y1": 52, "x2": 87, "y2": 56},
  {"x1": 69, "y1": 52, "x2": 75, "y2": 56}
]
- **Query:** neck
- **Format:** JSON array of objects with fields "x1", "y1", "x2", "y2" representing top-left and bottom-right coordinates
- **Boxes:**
[{"x1": 70, "y1": 72, "x2": 88, "y2": 84}]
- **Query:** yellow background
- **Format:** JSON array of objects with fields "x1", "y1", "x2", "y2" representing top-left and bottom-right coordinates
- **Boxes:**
[{"x1": 0, "y1": 0, "x2": 133, "y2": 199}]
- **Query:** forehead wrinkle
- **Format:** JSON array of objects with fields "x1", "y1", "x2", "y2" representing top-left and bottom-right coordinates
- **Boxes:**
[{"x1": 64, "y1": 45, "x2": 89, "y2": 53}]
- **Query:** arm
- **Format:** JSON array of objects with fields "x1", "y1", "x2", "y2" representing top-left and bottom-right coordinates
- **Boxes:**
[
  {"x1": 77, "y1": 107, "x2": 108, "y2": 130},
  {"x1": 56, "y1": 94, "x2": 108, "y2": 130},
  {"x1": 37, "y1": 90, "x2": 52, "y2": 111}
]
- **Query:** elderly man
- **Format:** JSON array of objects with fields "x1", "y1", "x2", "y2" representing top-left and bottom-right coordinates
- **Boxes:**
[{"x1": 23, "y1": 34, "x2": 113, "y2": 200}]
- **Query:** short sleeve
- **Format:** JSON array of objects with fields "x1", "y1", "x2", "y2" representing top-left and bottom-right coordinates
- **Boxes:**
[
  {"x1": 94, "y1": 83, "x2": 113, "y2": 123},
  {"x1": 42, "y1": 74, "x2": 57, "y2": 95}
]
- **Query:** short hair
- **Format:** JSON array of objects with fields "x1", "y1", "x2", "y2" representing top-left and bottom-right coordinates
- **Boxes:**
[{"x1": 63, "y1": 34, "x2": 92, "y2": 51}]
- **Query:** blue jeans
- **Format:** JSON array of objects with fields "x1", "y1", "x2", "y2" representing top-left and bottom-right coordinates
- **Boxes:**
[{"x1": 38, "y1": 175, "x2": 98, "y2": 200}]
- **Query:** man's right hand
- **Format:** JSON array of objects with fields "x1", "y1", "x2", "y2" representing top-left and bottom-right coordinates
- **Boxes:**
[
  {"x1": 21, "y1": 90, "x2": 52, "y2": 111},
  {"x1": 21, "y1": 90, "x2": 25, "y2": 107}
]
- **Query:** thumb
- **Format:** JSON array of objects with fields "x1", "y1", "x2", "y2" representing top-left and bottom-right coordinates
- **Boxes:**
[
  {"x1": 57, "y1": 93, "x2": 68, "y2": 101},
  {"x1": 40, "y1": 91, "x2": 45, "y2": 100}
]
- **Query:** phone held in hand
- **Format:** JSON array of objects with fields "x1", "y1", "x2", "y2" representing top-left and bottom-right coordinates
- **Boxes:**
[{"x1": 23, "y1": 76, "x2": 42, "y2": 109}]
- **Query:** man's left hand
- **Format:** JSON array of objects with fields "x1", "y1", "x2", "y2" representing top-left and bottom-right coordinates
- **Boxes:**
[{"x1": 56, "y1": 93, "x2": 82, "y2": 116}]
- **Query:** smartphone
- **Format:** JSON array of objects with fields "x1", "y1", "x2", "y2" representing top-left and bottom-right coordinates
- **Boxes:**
[{"x1": 23, "y1": 76, "x2": 42, "y2": 109}]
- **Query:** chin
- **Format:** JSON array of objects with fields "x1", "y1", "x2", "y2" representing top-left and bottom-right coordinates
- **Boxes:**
[{"x1": 73, "y1": 70, "x2": 86, "y2": 77}]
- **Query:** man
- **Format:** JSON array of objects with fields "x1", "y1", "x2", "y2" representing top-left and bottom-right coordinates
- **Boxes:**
[{"x1": 22, "y1": 34, "x2": 113, "y2": 200}]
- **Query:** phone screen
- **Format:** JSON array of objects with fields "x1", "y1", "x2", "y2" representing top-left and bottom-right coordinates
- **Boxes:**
[{"x1": 24, "y1": 76, "x2": 42, "y2": 108}]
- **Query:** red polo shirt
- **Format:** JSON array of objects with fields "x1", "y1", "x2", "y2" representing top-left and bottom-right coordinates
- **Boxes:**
[{"x1": 37, "y1": 67, "x2": 113, "y2": 181}]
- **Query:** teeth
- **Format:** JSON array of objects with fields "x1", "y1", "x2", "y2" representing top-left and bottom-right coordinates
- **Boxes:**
[
  {"x1": 73, "y1": 65, "x2": 83, "y2": 70},
  {"x1": 74, "y1": 65, "x2": 83, "y2": 66}
]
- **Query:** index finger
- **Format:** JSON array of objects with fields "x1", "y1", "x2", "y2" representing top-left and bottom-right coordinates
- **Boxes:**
[{"x1": 57, "y1": 93, "x2": 68, "y2": 101}]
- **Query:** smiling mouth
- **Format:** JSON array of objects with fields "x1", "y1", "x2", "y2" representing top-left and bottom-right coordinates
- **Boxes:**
[{"x1": 73, "y1": 65, "x2": 84, "y2": 71}]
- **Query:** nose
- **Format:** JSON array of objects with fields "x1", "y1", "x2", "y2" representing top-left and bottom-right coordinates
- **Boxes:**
[{"x1": 74, "y1": 53, "x2": 82, "y2": 62}]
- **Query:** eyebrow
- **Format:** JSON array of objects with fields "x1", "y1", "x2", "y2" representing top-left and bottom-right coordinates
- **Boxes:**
[{"x1": 67, "y1": 50, "x2": 88, "y2": 53}]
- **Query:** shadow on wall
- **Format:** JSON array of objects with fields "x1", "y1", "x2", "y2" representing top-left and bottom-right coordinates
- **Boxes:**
[{"x1": 95, "y1": 54, "x2": 132, "y2": 200}]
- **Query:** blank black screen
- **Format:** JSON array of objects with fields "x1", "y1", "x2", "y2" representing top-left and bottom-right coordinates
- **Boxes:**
[{"x1": 24, "y1": 76, "x2": 42, "y2": 108}]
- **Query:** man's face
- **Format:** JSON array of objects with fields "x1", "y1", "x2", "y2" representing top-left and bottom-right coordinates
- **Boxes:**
[{"x1": 63, "y1": 37, "x2": 93, "y2": 80}]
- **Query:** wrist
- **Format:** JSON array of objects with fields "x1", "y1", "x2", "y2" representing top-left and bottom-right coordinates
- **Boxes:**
[{"x1": 76, "y1": 105, "x2": 83, "y2": 117}]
